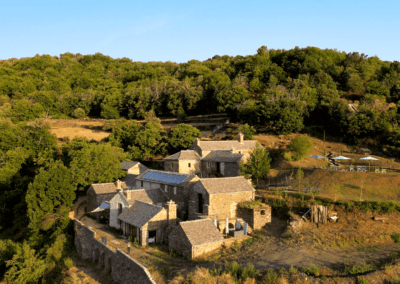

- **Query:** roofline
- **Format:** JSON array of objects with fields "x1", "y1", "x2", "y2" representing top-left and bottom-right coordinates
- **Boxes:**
[
  {"x1": 209, "y1": 190, "x2": 255, "y2": 195},
  {"x1": 192, "y1": 239, "x2": 224, "y2": 247}
]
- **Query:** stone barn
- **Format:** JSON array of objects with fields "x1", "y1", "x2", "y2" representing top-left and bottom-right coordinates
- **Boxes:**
[
  {"x1": 237, "y1": 201, "x2": 272, "y2": 230},
  {"x1": 168, "y1": 219, "x2": 224, "y2": 259},
  {"x1": 164, "y1": 150, "x2": 201, "y2": 175},
  {"x1": 188, "y1": 176, "x2": 255, "y2": 221},
  {"x1": 118, "y1": 200, "x2": 177, "y2": 247}
]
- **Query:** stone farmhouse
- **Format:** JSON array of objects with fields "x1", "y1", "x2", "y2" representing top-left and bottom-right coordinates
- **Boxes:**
[{"x1": 164, "y1": 134, "x2": 258, "y2": 178}]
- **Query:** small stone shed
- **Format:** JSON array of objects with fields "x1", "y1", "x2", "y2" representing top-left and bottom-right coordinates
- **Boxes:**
[
  {"x1": 86, "y1": 180, "x2": 129, "y2": 213},
  {"x1": 237, "y1": 201, "x2": 272, "y2": 230},
  {"x1": 188, "y1": 176, "x2": 255, "y2": 220},
  {"x1": 109, "y1": 188, "x2": 168, "y2": 229},
  {"x1": 164, "y1": 150, "x2": 201, "y2": 175},
  {"x1": 121, "y1": 161, "x2": 148, "y2": 175},
  {"x1": 168, "y1": 219, "x2": 224, "y2": 259},
  {"x1": 118, "y1": 200, "x2": 177, "y2": 247},
  {"x1": 135, "y1": 169, "x2": 199, "y2": 220}
]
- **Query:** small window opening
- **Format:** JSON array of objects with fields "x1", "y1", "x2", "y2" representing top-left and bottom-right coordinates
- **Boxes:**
[
  {"x1": 174, "y1": 187, "x2": 177, "y2": 195},
  {"x1": 188, "y1": 163, "x2": 191, "y2": 167},
  {"x1": 260, "y1": 210, "x2": 265, "y2": 215},
  {"x1": 141, "y1": 181, "x2": 143, "y2": 187}
]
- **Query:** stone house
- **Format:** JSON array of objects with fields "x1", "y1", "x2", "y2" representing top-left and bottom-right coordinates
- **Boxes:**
[
  {"x1": 118, "y1": 200, "x2": 177, "y2": 247},
  {"x1": 164, "y1": 150, "x2": 201, "y2": 175},
  {"x1": 237, "y1": 202, "x2": 272, "y2": 230},
  {"x1": 121, "y1": 161, "x2": 148, "y2": 176},
  {"x1": 189, "y1": 134, "x2": 258, "y2": 158},
  {"x1": 201, "y1": 150, "x2": 246, "y2": 178},
  {"x1": 135, "y1": 170, "x2": 199, "y2": 220},
  {"x1": 188, "y1": 176, "x2": 255, "y2": 221},
  {"x1": 86, "y1": 180, "x2": 130, "y2": 213},
  {"x1": 168, "y1": 219, "x2": 224, "y2": 259},
  {"x1": 109, "y1": 188, "x2": 168, "y2": 229}
]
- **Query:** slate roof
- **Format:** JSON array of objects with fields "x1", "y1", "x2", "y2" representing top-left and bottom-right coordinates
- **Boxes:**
[
  {"x1": 193, "y1": 140, "x2": 258, "y2": 151},
  {"x1": 121, "y1": 161, "x2": 140, "y2": 170},
  {"x1": 122, "y1": 174, "x2": 138, "y2": 187},
  {"x1": 179, "y1": 219, "x2": 224, "y2": 246},
  {"x1": 202, "y1": 150, "x2": 244, "y2": 162},
  {"x1": 123, "y1": 189, "x2": 168, "y2": 205},
  {"x1": 90, "y1": 181, "x2": 129, "y2": 194},
  {"x1": 164, "y1": 150, "x2": 201, "y2": 161},
  {"x1": 136, "y1": 169, "x2": 196, "y2": 186},
  {"x1": 198, "y1": 176, "x2": 255, "y2": 195},
  {"x1": 118, "y1": 200, "x2": 163, "y2": 228}
]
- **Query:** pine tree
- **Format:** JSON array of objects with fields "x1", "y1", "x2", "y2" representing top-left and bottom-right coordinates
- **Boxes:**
[{"x1": 240, "y1": 144, "x2": 271, "y2": 185}]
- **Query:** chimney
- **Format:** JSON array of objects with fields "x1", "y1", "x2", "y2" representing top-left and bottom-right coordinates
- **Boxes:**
[
  {"x1": 230, "y1": 147, "x2": 235, "y2": 153},
  {"x1": 116, "y1": 179, "x2": 122, "y2": 191},
  {"x1": 164, "y1": 200, "x2": 177, "y2": 226},
  {"x1": 126, "y1": 190, "x2": 132, "y2": 200},
  {"x1": 238, "y1": 133, "x2": 244, "y2": 144},
  {"x1": 195, "y1": 138, "x2": 200, "y2": 146}
]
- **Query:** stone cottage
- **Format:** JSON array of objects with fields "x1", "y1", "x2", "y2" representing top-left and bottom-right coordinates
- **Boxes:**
[
  {"x1": 134, "y1": 170, "x2": 199, "y2": 220},
  {"x1": 86, "y1": 180, "x2": 129, "y2": 213},
  {"x1": 118, "y1": 200, "x2": 177, "y2": 247},
  {"x1": 109, "y1": 188, "x2": 168, "y2": 230},
  {"x1": 168, "y1": 219, "x2": 224, "y2": 260},
  {"x1": 164, "y1": 150, "x2": 201, "y2": 175},
  {"x1": 188, "y1": 176, "x2": 255, "y2": 221},
  {"x1": 121, "y1": 161, "x2": 148, "y2": 176}
]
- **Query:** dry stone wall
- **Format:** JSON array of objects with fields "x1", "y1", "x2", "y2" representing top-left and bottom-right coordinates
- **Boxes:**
[{"x1": 74, "y1": 220, "x2": 155, "y2": 284}]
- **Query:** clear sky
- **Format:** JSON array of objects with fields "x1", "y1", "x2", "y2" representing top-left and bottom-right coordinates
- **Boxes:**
[{"x1": 1, "y1": 0, "x2": 399, "y2": 63}]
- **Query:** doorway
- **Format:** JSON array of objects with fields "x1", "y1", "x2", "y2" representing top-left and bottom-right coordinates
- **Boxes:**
[{"x1": 198, "y1": 193, "x2": 204, "y2": 214}]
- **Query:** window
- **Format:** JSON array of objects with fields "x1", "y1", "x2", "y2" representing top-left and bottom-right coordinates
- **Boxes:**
[
  {"x1": 261, "y1": 210, "x2": 266, "y2": 215},
  {"x1": 198, "y1": 193, "x2": 204, "y2": 213},
  {"x1": 206, "y1": 162, "x2": 210, "y2": 169},
  {"x1": 141, "y1": 181, "x2": 143, "y2": 187},
  {"x1": 188, "y1": 163, "x2": 191, "y2": 168},
  {"x1": 174, "y1": 187, "x2": 177, "y2": 195},
  {"x1": 170, "y1": 163, "x2": 173, "y2": 169},
  {"x1": 165, "y1": 185, "x2": 168, "y2": 193}
]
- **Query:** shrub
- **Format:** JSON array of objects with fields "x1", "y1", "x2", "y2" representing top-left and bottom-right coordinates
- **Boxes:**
[
  {"x1": 72, "y1": 108, "x2": 86, "y2": 118},
  {"x1": 390, "y1": 233, "x2": 400, "y2": 243},
  {"x1": 301, "y1": 264, "x2": 320, "y2": 276},
  {"x1": 64, "y1": 258, "x2": 73, "y2": 269},
  {"x1": 357, "y1": 277, "x2": 369, "y2": 284},
  {"x1": 283, "y1": 151, "x2": 293, "y2": 161},
  {"x1": 344, "y1": 262, "x2": 375, "y2": 275},
  {"x1": 263, "y1": 268, "x2": 278, "y2": 284},
  {"x1": 288, "y1": 135, "x2": 314, "y2": 161},
  {"x1": 224, "y1": 261, "x2": 258, "y2": 282},
  {"x1": 238, "y1": 124, "x2": 256, "y2": 140},
  {"x1": 288, "y1": 265, "x2": 298, "y2": 274}
]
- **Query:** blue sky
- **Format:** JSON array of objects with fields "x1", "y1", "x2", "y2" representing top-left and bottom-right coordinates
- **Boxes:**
[{"x1": 1, "y1": 0, "x2": 399, "y2": 62}]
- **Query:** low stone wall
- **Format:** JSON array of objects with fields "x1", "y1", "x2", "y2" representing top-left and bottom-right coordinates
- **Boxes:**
[{"x1": 74, "y1": 220, "x2": 155, "y2": 284}]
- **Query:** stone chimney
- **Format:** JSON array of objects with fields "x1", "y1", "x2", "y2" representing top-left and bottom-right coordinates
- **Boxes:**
[
  {"x1": 164, "y1": 200, "x2": 177, "y2": 226},
  {"x1": 195, "y1": 138, "x2": 200, "y2": 146},
  {"x1": 238, "y1": 133, "x2": 244, "y2": 144},
  {"x1": 230, "y1": 147, "x2": 235, "y2": 153},
  {"x1": 126, "y1": 190, "x2": 132, "y2": 200},
  {"x1": 116, "y1": 179, "x2": 122, "y2": 191}
]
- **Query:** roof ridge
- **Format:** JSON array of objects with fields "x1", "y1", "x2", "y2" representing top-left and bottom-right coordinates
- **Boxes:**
[
  {"x1": 134, "y1": 199, "x2": 163, "y2": 208},
  {"x1": 181, "y1": 219, "x2": 212, "y2": 224}
]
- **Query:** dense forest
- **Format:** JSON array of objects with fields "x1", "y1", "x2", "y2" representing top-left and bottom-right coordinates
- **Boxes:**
[{"x1": 1, "y1": 46, "x2": 400, "y2": 282}]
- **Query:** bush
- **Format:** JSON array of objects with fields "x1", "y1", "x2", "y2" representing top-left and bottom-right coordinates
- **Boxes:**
[
  {"x1": 283, "y1": 151, "x2": 293, "y2": 161},
  {"x1": 344, "y1": 262, "x2": 375, "y2": 275},
  {"x1": 263, "y1": 268, "x2": 278, "y2": 284},
  {"x1": 390, "y1": 233, "x2": 400, "y2": 243},
  {"x1": 64, "y1": 258, "x2": 73, "y2": 269},
  {"x1": 288, "y1": 135, "x2": 314, "y2": 161},
  {"x1": 301, "y1": 264, "x2": 320, "y2": 276},
  {"x1": 72, "y1": 108, "x2": 85, "y2": 118},
  {"x1": 357, "y1": 277, "x2": 369, "y2": 284},
  {"x1": 224, "y1": 261, "x2": 258, "y2": 282},
  {"x1": 238, "y1": 124, "x2": 256, "y2": 140}
]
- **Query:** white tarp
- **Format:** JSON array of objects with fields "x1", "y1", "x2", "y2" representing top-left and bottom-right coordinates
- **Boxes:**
[{"x1": 90, "y1": 201, "x2": 110, "y2": 213}]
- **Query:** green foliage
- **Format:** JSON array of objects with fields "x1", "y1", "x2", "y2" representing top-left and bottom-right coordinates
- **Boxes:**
[
  {"x1": 301, "y1": 264, "x2": 320, "y2": 276},
  {"x1": 390, "y1": 233, "x2": 400, "y2": 243},
  {"x1": 0, "y1": 240, "x2": 18, "y2": 276},
  {"x1": 289, "y1": 135, "x2": 314, "y2": 161},
  {"x1": 238, "y1": 124, "x2": 256, "y2": 140},
  {"x1": 167, "y1": 123, "x2": 201, "y2": 152},
  {"x1": 5, "y1": 242, "x2": 48, "y2": 284},
  {"x1": 283, "y1": 151, "x2": 293, "y2": 161},
  {"x1": 263, "y1": 268, "x2": 278, "y2": 284},
  {"x1": 223, "y1": 261, "x2": 258, "y2": 282},
  {"x1": 357, "y1": 277, "x2": 369, "y2": 284},
  {"x1": 71, "y1": 107, "x2": 85, "y2": 118},
  {"x1": 240, "y1": 143, "x2": 271, "y2": 184},
  {"x1": 344, "y1": 262, "x2": 375, "y2": 275},
  {"x1": 26, "y1": 160, "x2": 75, "y2": 246}
]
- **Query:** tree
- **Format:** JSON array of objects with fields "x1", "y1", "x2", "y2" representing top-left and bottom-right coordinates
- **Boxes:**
[
  {"x1": 240, "y1": 144, "x2": 271, "y2": 185},
  {"x1": 69, "y1": 143, "x2": 129, "y2": 190},
  {"x1": 26, "y1": 160, "x2": 75, "y2": 246},
  {"x1": 5, "y1": 242, "x2": 47, "y2": 284},
  {"x1": 167, "y1": 124, "x2": 201, "y2": 153},
  {"x1": 72, "y1": 108, "x2": 85, "y2": 118},
  {"x1": 238, "y1": 124, "x2": 256, "y2": 140},
  {"x1": 288, "y1": 135, "x2": 314, "y2": 161}
]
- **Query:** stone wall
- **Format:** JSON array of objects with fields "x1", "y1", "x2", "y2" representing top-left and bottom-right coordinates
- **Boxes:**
[
  {"x1": 87, "y1": 189, "x2": 115, "y2": 213},
  {"x1": 200, "y1": 161, "x2": 240, "y2": 178},
  {"x1": 193, "y1": 241, "x2": 223, "y2": 259},
  {"x1": 74, "y1": 220, "x2": 155, "y2": 284},
  {"x1": 109, "y1": 192, "x2": 130, "y2": 229},
  {"x1": 168, "y1": 225, "x2": 192, "y2": 259},
  {"x1": 208, "y1": 192, "x2": 254, "y2": 218}
]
